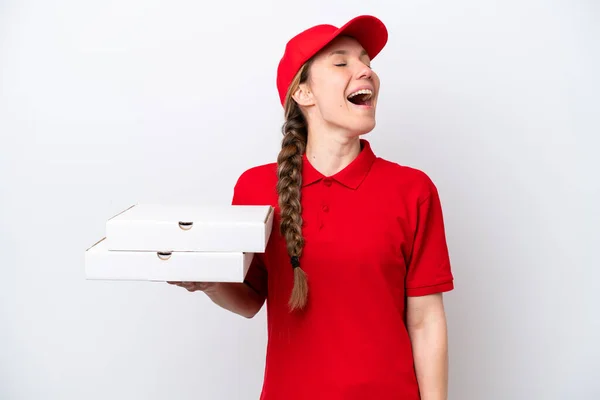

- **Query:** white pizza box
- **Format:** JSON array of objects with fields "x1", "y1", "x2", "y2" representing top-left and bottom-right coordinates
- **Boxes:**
[
  {"x1": 105, "y1": 204, "x2": 274, "y2": 253},
  {"x1": 85, "y1": 238, "x2": 253, "y2": 282}
]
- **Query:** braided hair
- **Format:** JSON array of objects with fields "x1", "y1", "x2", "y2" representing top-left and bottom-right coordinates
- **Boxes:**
[{"x1": 276, "y1": 59, "x2": 313, "y2": 311}]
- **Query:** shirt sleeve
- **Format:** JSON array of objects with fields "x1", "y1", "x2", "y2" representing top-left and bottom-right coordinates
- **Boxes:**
[
  {"x1": 231, "y1": 171, "x2": 268, "y2": 298},
  {"x1": 405, "y1": 178, "x2": 454, "y2": 297}
]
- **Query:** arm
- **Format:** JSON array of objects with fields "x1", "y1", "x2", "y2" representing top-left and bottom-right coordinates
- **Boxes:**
[
  {"x1": 169, "y1": 281, "x2": 265, "y2": 319},
  {"x1": 205, "y1": 282, "x2": 265, "y2": 318},
  {"x1": 406, "y1": 293, "x2": 449, "y2": 400}
]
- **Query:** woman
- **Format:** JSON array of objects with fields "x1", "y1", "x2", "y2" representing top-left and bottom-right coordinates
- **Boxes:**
[{"x1": 171, "y1": 15, "x2": 454, "y2": 400}]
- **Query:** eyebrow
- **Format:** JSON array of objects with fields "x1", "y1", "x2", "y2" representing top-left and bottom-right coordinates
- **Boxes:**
[{"x1": 329, "y1": 49, "x2": 369, "y2": 58}]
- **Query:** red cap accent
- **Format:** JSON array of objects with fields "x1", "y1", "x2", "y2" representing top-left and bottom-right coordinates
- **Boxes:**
[{"x1": 276, "y1": 15, "x2": 388, "y2": 107}]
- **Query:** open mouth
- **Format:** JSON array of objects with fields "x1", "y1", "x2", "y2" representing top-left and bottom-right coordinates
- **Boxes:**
[{"x1": 347, "y1": 89, "x2": 374, "y2": 107}]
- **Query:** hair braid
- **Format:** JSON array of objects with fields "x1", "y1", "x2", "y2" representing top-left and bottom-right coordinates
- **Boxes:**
[{"x1": 277, "y1": 61, "x2": 312, "y2": 311}]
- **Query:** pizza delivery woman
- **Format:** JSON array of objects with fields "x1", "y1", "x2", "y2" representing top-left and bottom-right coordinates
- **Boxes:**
[{"x1": 170, "y1": 15, "x2": 455, "y2": 400}]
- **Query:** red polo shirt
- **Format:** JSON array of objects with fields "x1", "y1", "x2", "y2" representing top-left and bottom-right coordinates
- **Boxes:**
[{"x1": 231, "y1": 139, "x2": 454, "y2": 400}]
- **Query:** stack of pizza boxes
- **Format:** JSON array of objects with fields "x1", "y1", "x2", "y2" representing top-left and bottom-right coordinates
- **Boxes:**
[{"x1": 85, "y1": 204, "x2": 274, "y2": 283}]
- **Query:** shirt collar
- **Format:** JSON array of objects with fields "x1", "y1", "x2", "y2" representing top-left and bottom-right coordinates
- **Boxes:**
[{"x1": 301, "y1": 139, "x2": 376, "y2": 189}]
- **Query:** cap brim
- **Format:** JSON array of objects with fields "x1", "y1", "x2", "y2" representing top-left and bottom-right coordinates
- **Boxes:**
[{"x1": 332, "y1": 15, "x2": 388, "y2": 60}]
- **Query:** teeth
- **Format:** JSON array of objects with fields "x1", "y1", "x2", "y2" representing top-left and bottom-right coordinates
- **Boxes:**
[{"x1": 348, "y1": 89, "x2": 373, "y2": 99}]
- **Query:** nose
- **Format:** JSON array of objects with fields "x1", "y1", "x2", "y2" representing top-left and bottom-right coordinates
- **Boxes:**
[{"x1": 356, "y1": 63, "x2": 373, "y2": 80}]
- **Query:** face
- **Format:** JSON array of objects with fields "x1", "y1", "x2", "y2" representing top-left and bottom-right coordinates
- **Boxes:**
[{"x1": 292, "y1": 36, "x2": 381, "y2": 137}]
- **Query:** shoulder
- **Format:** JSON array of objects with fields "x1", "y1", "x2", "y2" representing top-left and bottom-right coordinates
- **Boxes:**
[
  {"x1": 372, "y1": 157, "x2": 440, "y2": 204},
  {"x1": 235, "y1": 162, "x2": 278, "y2": 188},
  {"x1": 232, "y1": 162, "x2": 278, "y2": 206}
]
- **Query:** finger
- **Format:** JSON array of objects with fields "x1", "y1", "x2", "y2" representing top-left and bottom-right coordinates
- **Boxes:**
[
  {"x1": 181, "y1": 282, "x2": 196, "y2": 290},
  {"x1": 167, "y1": 281, "x2": 201, "y2": 291}
]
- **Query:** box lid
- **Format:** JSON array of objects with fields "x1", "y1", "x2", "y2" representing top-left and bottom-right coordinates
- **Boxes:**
[
  {"x1": 109, "y1": 204, "x2": 273, "y2": 224},
  {"x1": 105, "y1": 204, "x2": 274, "y2": 252},
  {"x1": 85, "y1": 237, "x2": 253, "y2": 282}
]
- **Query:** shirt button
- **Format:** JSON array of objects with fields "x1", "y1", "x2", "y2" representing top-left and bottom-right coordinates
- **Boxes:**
[
  {"x1": 323, "y1": 178, "x2": 332, "y2": 187},
  {"x1": 322, "y1": 205, "x2": 329, "y2": 212}
]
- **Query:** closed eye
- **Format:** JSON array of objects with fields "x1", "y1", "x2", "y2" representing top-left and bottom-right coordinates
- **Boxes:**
[{"x1": 334, "y1": 62, "x2": 372, "y2": 69}]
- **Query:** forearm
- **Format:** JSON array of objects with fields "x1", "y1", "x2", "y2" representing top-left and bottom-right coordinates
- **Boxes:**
[
  {"x1": 407, "y1": 311, "x2": 449, "y2": 400},
  {"x1": 204, "y1": 282, "x2": 265, "y2": 318}
]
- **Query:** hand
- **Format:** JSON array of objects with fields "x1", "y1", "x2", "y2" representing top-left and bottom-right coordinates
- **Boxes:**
[{"x1": 167, "y1": 281, "x2": 219, "y2": 294}]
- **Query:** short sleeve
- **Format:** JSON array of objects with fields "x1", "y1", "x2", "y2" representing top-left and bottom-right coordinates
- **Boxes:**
[
  {"x1": 231, "y1": 172, "x2": 268, "y2": 298},
  {"x1": 405, "y1": 180, "x2": 454, "y2": 297}
]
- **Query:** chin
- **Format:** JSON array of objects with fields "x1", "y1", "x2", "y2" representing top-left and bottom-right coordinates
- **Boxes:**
[{"x1": 350, "y1": 117, "x2": 376, "y2": 135}]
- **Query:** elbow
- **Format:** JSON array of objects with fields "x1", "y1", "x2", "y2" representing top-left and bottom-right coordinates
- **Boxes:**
[
  {"x1": 241, "y1": 308, "x2": 258, "y2": 319},
  {"x1": 241, "y1": 299, "x2": 264, "y2": 319},
  {"x1": 242, "y1": 312, "x2": 257, "y2": 319}
]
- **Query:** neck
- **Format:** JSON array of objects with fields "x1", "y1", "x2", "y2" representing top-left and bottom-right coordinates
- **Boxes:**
[{"x1": 305, "y1": 130, "x2": 362, "y2": 177}]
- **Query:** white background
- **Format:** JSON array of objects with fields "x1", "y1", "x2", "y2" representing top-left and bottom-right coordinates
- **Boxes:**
[{"x1": 1, "y1": 0, "x2": 598, "y2": 399}]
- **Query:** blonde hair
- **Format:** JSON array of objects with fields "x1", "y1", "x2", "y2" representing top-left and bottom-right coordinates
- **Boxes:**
[{"x1": 276, "y1": 59, "x2": 313, "y2": 311}]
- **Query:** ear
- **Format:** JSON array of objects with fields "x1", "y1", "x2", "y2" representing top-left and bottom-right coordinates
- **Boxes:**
[{"x1": 291, "y1": 83, "x2": 315, "y2": 107}]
